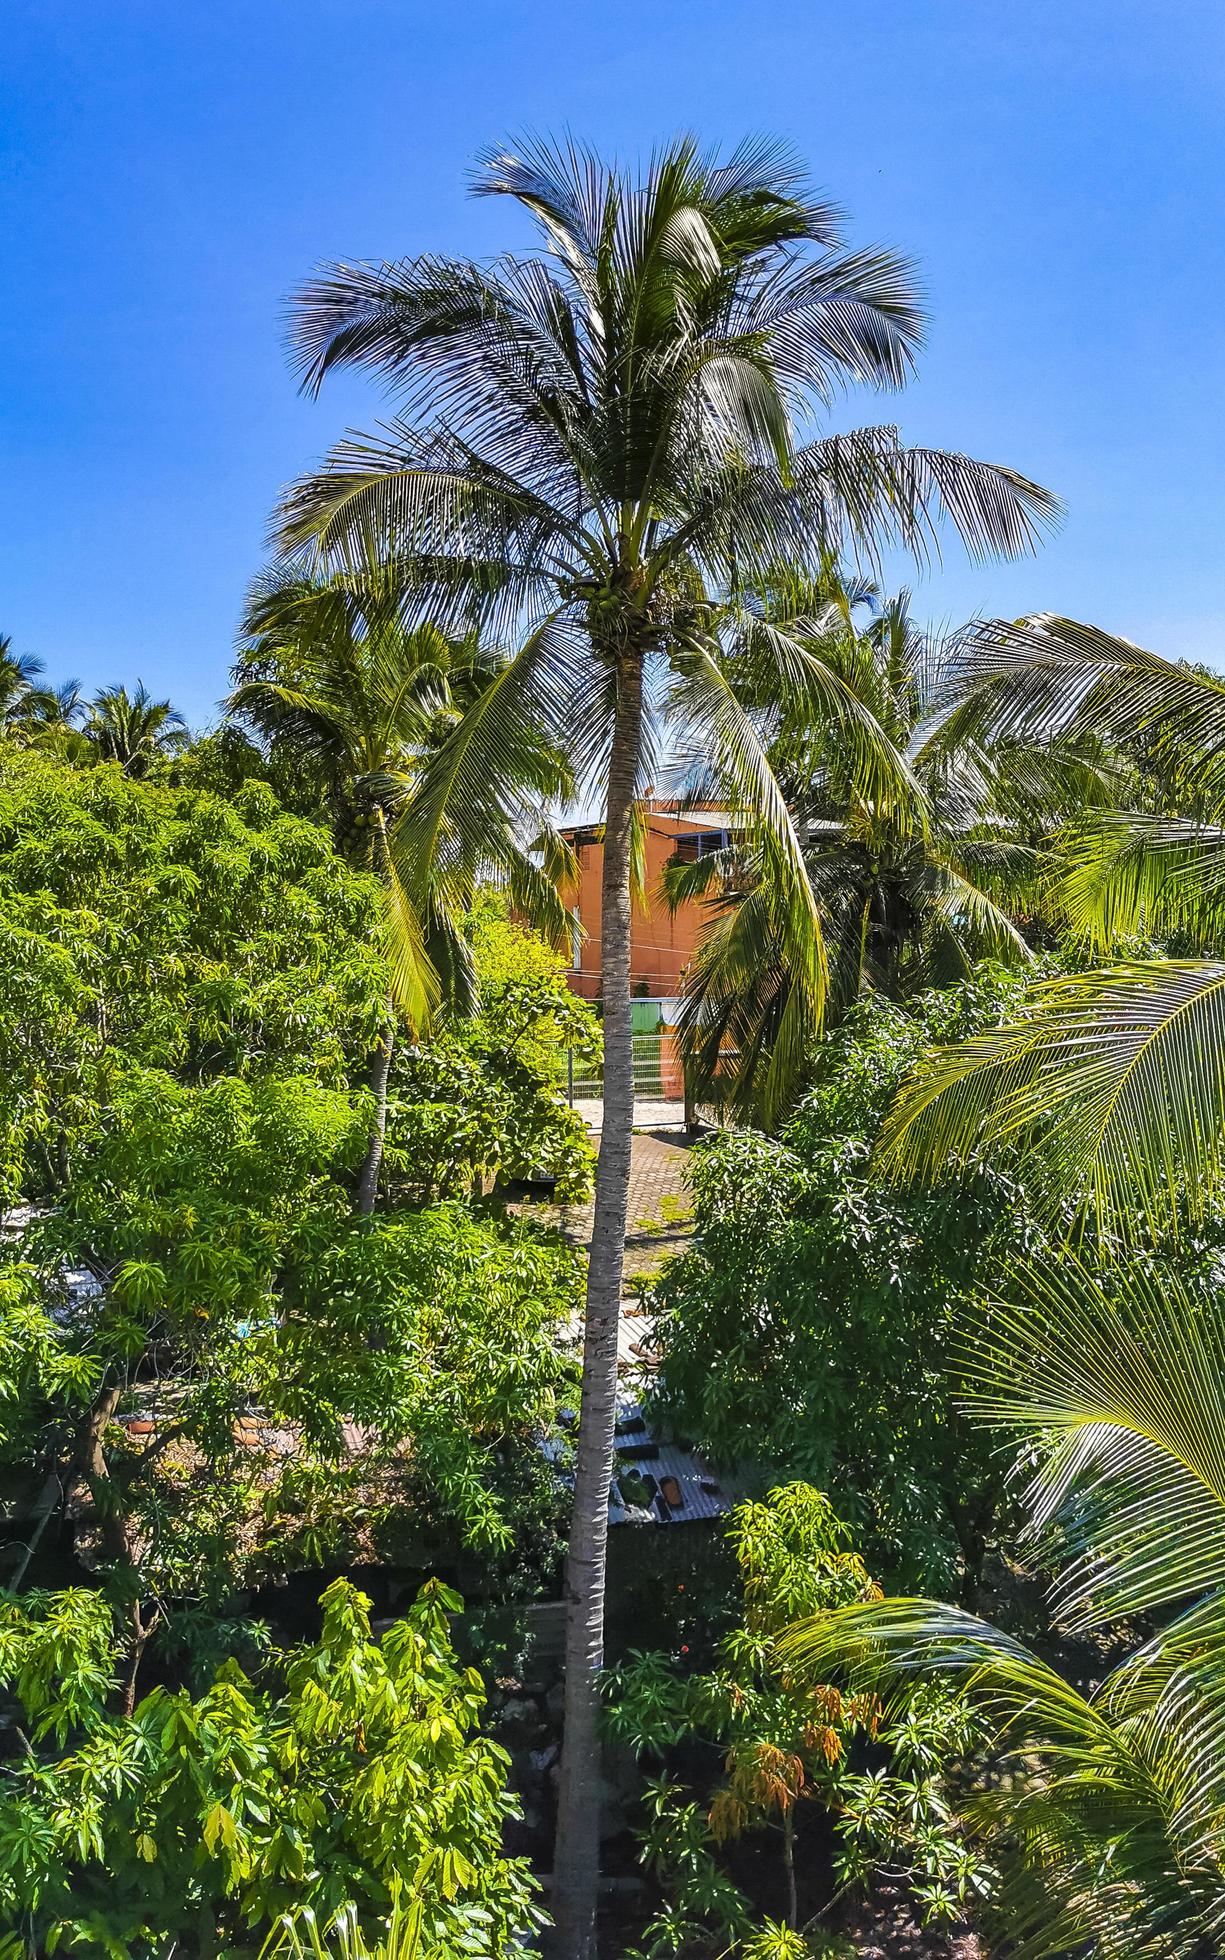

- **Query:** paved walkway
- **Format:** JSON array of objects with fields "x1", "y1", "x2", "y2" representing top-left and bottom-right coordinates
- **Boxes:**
[
  {"x1": 570, "y1": 1096, "x2": 692, "y2": 1134},
  {"x1": 559, "y1": 1128, "x2": 695, "y2": 1282}
]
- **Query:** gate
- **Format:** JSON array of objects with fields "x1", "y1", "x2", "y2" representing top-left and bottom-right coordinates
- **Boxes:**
[{"x1": 566, "y1": 1026, "x2": 689, "y2": 1120}]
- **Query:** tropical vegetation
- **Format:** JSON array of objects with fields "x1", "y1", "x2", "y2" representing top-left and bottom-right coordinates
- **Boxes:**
[
  {"x1": 647, "y1": 974, "x2": 1043, "y2": 1594},
  {"x1": 668, "y1": 578, "x2": 1112, "y2": 1118},
  {"x1": 6, "y1": 125, "x2": 1224, "y2": 1960},
  {"x1": 783, "y1": 1253, "x2": 1225, "y2": 1958},
  {"x1": 270, "y1": 134, "x2": 1054, "y2": 1955},
  {"x1": 0, "y1": 1575, "x2": 542, "y2": 1957}
]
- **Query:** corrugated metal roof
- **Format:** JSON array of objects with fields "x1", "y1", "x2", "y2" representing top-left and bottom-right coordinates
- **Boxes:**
[{"x1": 607, "y1": 1388, "x2": 742, "y2": 1527}]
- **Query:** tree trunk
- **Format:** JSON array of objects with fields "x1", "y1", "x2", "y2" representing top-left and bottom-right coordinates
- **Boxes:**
[
  {"x1": 357, "y1": 807, "x2": 398, "y2": 1216},
  {"x1": 72, "y1": 1380, "x2": 156, "y2": 1708},
  {"x1": 356, "y1": 1008, "x2": 395, "y2": 1215},
  {"x1": 119, "y1": 1599, "x2": 160, "y2": 1717},
  {"x1": 550, "y1": 651, "x2": 644, "y2": 1960},
  {"x1": 782, "y1": 1807, "x2": 798, "y2": 1930}
]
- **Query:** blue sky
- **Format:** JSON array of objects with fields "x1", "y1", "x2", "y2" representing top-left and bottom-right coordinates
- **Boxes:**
[{"x1": 1, "y1": 0, "x2": 1222, "y2": 725}]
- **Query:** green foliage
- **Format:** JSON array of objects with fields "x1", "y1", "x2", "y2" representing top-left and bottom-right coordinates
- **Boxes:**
[
  {"x1": 0, "y1": 1577, "x2": 543, "y2": 1959},
  {"x1": 11, "y1": 1155, "x2": 578, "y2": 1615},
  {"x1": 171, "y1": 723, "x2": 333, "y2": 821},
  {"x1": 605, "y1": 1486, "x2": 981, "y2": 1957},
  {"x1": 674, "y1": 576, "x2": 1110, "y2": 1120},
  {"x1": 649, "y1": 973, "x2": 1043, "y2": 1589},
  {"x1": 272, "y1": 1203, "x2": 579, "y2": 1552},
  {"x1": 783, "y1": 1252, "x2": 1225, "y2": 1959},
  {"x1": 261, "y1": 1893, "x2": 432, "y2": 1960},
  {"x1": 0, "y1": 749, "x2": 584, "y2": 1642},
  {"x1": 0, "y1": 750, "x2": 592, "y2": 1213},
  {"x1": 0, "y1": 749, "x2": 387, "y2": 1204},
  {"x1": 0, "y1": 1588, "x2": 116, "y2": 1743},
  {"x1": 878, "y1": 615, "x2": 1225, "y2": 1237},
  {"x1": 386, "y1": 895, "x2": 597, "y2": 1205}
]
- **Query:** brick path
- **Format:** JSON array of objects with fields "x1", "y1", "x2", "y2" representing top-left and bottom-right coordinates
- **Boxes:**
[{"x1": 558, "y1": 1128, "x2": 695, "y2": 1281}]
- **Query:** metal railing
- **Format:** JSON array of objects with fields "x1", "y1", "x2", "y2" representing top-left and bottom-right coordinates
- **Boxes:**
[{"x1": 567, "y1": 1030, "x2": 676, "y2": 1104}]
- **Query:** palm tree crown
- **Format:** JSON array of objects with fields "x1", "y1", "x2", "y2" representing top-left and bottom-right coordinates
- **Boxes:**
[
  {"x1": 228, "y1": 568, "x2": 574, "y2": 1016},
  {"x1": 85, "y1": 682, "x2": 187, "y2": 778},
  {"x1": 280, "y1": 134, "x2": 1057, "y2": 973},
  {"x1": 0, "y1": 634, "x2": 46, "y2": 730},
  {"x1": 669, "y1": 581, "x2": 1111, "y2": 1116},
  {"x1": 231, "y1": 571, "x2": 497, "y2": 846}
]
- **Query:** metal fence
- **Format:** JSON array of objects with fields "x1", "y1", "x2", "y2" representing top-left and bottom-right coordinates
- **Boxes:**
[{"x1": 567, "y1": 1029, "x2": 678, "y2": 1105}]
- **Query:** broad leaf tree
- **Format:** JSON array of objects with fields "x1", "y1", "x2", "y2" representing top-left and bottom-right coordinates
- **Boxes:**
[
  {"x1": 0, "y1": 1576, "x2": 543, "y2": 1958},
  {"x1": 0, "y1": 751, "x2": 584, "y2": 1696},
  {"x1": 606, "y1": 1485, "x2": 982, "y2": 1954},
  {"x1": 648, "y1": 975, "x2": 1043, "y2": 1594}
]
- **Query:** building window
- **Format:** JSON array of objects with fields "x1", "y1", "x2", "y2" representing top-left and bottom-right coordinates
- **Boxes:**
[{"x1": 672, "y1": 829, "x2": 728, "y2": 863}]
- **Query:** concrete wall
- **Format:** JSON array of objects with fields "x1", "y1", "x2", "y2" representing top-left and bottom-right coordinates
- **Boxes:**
[{"x1": 564, "y1": 804, "x2": 727, "y2": 1001}]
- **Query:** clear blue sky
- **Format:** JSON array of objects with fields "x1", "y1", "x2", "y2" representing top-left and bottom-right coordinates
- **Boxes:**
[{"x1": 2, "y1": 0, "x2": 1222, "y2": 726}]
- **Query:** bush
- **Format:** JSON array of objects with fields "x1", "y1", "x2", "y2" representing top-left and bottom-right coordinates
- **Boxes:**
[
  {"x1": 0, "y1": 1577, "x2": 544, "y2": 1957},
  {"x1": 647, "y1": 973, "x2": 1044, "y2": 1592}
]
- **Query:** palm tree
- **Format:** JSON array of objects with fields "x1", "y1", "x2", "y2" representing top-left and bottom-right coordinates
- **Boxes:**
[
  {"x1": 877, "y1": 616, "x2": 1225, "y2": 1237},
  {"x1": 669, "y1": 585, "x2": 1109, "y2": 1119},
  {"x1": 228, "y1": 568, "x2": 573, "y2": 1209},
  {"x1": 276, "y1": 135, "x2": 1057, "y2": 1955},
  {"x1": 783, "y1": 1254, "x2": 1225, "y2": 1957},
  {"x1": 20, "y1": 677, "x2": 91, "y2": 759},
  {"x1": 85, "y1": 681, "x2": 188, "y2": 778},
  {"x1": 0, "y1": 634, "x2": 45, "y2": 731}
]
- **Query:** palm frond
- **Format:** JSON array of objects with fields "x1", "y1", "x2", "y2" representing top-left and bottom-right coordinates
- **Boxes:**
[
  {"x1": 959, "y1": 1258, "x2": 1225, "y2": 1627},
  {"x1": 936, "y1": 615, "x2": 1225, "y2": 774},
  {"x1": 713, "y1": 604, "x2": 923, "y2": 823},
  {"x1": 1052, "y1": 809, "x2": 1225, "y2": 949},
  {"x1": 918, "y1": 858, "x2": 1034, "y2": 966},
  {"x1": 791, "y1": 429, "x2": 1063, "y2": 568},
  {"x1": 387, "y1": 612, "x2": 590, "y2": 919},
  {"x1": 879, "y1": 961, "x2": 1225, "y2": 1236},
  {"x1": 666, "y1": 645, "x2": 827, "y2": 1107},
  {"x1": 782, "y1": 1592, "x2": 1225, "y2": 1959}
]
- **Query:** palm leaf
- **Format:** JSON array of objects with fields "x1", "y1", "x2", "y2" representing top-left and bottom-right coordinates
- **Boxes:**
[
  {"x1": 957, "y1": 1258, "x2": 1225, "y2": 1628},
  {"x1": 1053, "y1": 809, "x2": 1225, "y2": 948},
  {"x1": 935, "y1": 614, "x2": 1225, "y2": 776},
  {"x1": 780, "y1": 1251, "x2": 1225, "y2": 1958},
  {"x1": 879, "y1": 960, "x2": 1225, "y2": 1236}
]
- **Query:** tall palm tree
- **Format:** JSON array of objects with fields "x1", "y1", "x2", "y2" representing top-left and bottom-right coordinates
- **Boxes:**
[
  {"x1": 85, "y1": 681, "x2": 187, "y2": 778},
  {"x1": 669, "y1": 585, "x2": 1110, "y2": 1119},
  {"x1": 877, "y1": 617, "x2": 1225, "y2": 1237},
  {"x1": 783, "y1": 1255, "x2": 1225, "y2": 1957},
  {"x1": 276, "y1": 135, "x2": 1057, "y2": 1955},
  {"x1": 228, "y1": 568, "x2": 573, "y2": 1208}
]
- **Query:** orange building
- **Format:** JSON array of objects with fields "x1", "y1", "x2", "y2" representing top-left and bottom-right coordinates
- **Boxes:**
[{"x1": 561, "y1": 799, "x2": 732, "y2": 1003}]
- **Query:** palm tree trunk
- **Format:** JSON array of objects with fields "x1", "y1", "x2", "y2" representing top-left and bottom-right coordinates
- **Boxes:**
[
  {"x1": 356, "y1": 1010, "x2": 394, "y2": 1214},
  {"x1": 551, "y1": 651, "x2": 644, "y2": 1960},
  {"x1": 357, "y1": 806, "x2": 396, "y2": 1216}
]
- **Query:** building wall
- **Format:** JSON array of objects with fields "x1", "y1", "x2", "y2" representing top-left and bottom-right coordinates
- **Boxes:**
[{"x1": 564, "y1": 803, "x2": 728, "y2": 1001}]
